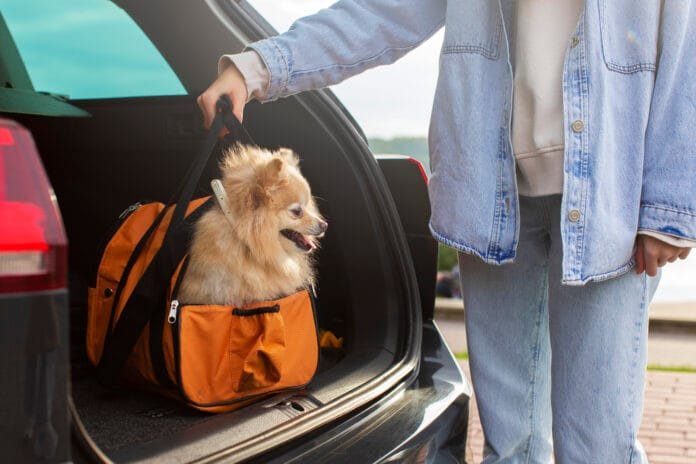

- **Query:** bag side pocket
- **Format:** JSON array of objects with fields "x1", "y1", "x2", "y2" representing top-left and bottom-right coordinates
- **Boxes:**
[
  {"x1": 229, "y1": 305, "x2": 286, "y2": 392},
  {"x1": 86, "y1": 281, "x2": 117, "y2": 366},
  {"x1": 176, "y1": 303, "x2": 287, "y2": 405}
]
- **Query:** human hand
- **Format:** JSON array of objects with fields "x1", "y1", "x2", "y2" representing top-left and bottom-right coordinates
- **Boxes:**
[
  {"x1": 196, "y1": 63, "x2": 248, "y2": 131},
  {"x1": 634, "y1": 235, "x2": 691, "y2": 277}
]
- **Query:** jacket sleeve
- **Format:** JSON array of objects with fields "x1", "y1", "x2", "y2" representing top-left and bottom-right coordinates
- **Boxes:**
[
  {"x1": 219, "y1": 51, "x2": 270, "y2": 102},
  {"x1": 640, "y1": 1, "x2": 696, "y2": 241},
  {"x1": 245, "y1": 0, "x2": 446, "y2": 102}
]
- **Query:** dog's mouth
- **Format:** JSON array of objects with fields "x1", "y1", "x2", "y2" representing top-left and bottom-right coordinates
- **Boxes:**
[{"x1": 280, "y1": 229, "x2": 317, "y2": 253}]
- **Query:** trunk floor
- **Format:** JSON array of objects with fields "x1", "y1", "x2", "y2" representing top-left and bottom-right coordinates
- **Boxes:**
[
  {"x1": 70, "y1": 349, "x2": 344, "y2": 453},
  {"x1": 71, "y1": 368, "x2": 214, "y2": 452}
]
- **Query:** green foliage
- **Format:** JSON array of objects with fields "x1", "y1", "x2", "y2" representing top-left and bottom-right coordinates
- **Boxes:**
[
  {"x1": 438, "y1": 243, "x2": 458, "y2": 272},
  {"x1": 647, "y1": 364, "x2": 696, "y2": 373}
]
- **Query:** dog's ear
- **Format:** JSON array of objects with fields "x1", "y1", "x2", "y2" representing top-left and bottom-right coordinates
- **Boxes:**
[
  {"x1": 252, "y1": 157, "x2": 285, "y2": 208},
  {"x1": 261, "y1": 157, "x2": 284, "y2": 183},
  {"x1": 276, "y1": 148, "x2": 300, "y2": 166}
]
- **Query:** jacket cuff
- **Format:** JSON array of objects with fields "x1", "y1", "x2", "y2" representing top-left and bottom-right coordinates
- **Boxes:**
[
  {"x1": 639, "y1": 203, "x2": 696, "y2": 243},
  {"x1": 218, "y1": 51, "x2": 270, "y2": 103},
  {"x1": 244, "y1": 38, "x2": 290, "y2": 102},
  {"x1": 638, "y1": 230, "x2": 696, "y2": 248}
]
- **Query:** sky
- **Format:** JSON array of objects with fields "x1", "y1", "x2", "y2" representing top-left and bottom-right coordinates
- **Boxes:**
[
  {"x1": 249, "y1": 0, "x2": 442, "y2": 138},
  {"x1": 249, "y1": 0, "x2": 696, "y2": 303}
]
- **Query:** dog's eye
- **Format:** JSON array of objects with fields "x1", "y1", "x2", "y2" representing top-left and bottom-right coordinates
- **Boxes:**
[{"x1": 290, "y1": 206, "x2": 303, "y2": 218}]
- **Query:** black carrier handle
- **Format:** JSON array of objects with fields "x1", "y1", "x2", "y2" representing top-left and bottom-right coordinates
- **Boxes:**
[
  {"x1": 96, "y1": 96, "x2": 253, "y2": 387},
  {"x1": 167, "y1": 95, "x2": 255, "y2": 232}
]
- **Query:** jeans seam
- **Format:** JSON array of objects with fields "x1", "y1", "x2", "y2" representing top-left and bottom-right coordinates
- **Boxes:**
[
  {"x1": 627, "y1": 273, "x2": 648, "y2": 463},
  {"x1": 525, "y1": 264, "x2": 548, "y2": 463}
]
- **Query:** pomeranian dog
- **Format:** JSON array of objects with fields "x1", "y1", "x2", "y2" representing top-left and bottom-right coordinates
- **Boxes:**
[{"x1": 177, "y1": 144, "x2": 327, "y2": 306}]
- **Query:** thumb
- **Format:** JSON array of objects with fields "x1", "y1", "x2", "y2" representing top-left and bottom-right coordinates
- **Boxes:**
[
  {"x1": 229, "y1": 86, "x2": 248, "y2": 124},
  {"x1": 634, "y1": 237, "x2": 645, "y2": 274},
  {"x1": 214, "y1": 90, "x2": 246, "y2": 138}
]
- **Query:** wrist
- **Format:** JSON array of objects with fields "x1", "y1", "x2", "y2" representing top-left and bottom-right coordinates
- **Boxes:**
[{"x1": 218, "y1": 51, "x2": 269, "y2": 102}]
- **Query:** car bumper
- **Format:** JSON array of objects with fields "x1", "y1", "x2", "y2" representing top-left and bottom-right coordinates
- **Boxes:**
[{"x1": 248, "y1": 321, "x2": 472, "y2": 464}]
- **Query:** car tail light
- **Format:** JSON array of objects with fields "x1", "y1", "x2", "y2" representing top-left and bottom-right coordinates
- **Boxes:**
[
  {"x1": 0, "y1": 119, "x2": 67, "y2": 294},
  {"x1": 407, "y1": 157, "x2": 429, "y2": 184}
]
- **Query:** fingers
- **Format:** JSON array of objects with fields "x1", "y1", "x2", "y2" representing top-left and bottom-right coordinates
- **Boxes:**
[
  {"x1": 197, "y1": 89, "x2": 244, "y2": 136},
  {"x1": 196, "y1": 93, "x2": 216, "y2": 129},
  {"x1": 197, "y1": 64, "x2": 249, "y2": 131},
  {"x1": 230, "y1": 91, "x2": 245, "y2": 124},
  {"x1": 644, "y1": 247, "x2": 658, "y2": 277},
  {"x1": 635, "y1": 235, "x2": 692, "y2": 277},
  {"x1": 634, "y1": 237, "x2": 645, "y2": 274}
]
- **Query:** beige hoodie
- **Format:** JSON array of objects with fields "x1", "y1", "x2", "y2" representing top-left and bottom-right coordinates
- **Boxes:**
[{"x1": 512, "y1": 0, "x2": 583, "y2": 197}]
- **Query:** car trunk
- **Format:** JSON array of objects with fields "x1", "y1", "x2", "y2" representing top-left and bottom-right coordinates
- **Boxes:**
[{"x1": 12, "y1": 92, "x2": 422, "y2": 461}]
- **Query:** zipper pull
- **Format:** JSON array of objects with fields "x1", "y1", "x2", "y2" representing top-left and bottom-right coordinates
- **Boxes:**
[
  {"x1": 119, "y1": 202, "x2": 142, "y2": 219},
  {"x1": 168, "y1": 299, "x2": 179, "y2": 324}
]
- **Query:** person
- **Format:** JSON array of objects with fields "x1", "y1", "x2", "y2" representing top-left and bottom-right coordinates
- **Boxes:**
[
  {"x1": 436, "y1": 264, "x2": 462, "y2": 299},
  {"x1": 198, "y1": 1, "x2": 696, "y2": 462}
]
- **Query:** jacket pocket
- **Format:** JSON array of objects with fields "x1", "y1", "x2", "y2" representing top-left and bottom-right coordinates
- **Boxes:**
[
  {"x1": 597, "y1": 0, "x2": 660, "y2": 73},
  {"x1": 441, "y1": 0, "x2": 501, "y2": 59}
]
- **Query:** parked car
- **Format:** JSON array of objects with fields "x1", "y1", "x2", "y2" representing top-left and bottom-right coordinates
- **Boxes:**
[{"x1": 0, "y1": 0, "x2": 471, "y2": 462}]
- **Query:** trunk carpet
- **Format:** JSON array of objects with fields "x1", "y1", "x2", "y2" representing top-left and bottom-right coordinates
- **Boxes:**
[{"x1": 71, "y1": 367, "x2": 213, "y2": 452}]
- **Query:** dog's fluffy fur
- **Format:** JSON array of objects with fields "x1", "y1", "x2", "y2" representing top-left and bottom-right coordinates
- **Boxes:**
[{"x1": 178, "y1": 145, "x2": 326, "y2": 306}]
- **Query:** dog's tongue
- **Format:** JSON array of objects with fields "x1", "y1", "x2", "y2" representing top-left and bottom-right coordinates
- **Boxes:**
[
  {"x1": 281, "y1": 229, "x2": 315, "y2": 253},
  {"x1": 307, "y1": 239, "x2": 317, "y2": 252},
  {"x1": 296, "y1": 233, "x2": 314, "y2": 252}
]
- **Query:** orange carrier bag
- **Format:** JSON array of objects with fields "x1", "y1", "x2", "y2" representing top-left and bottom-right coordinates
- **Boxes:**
[{"x1": 86, "y1": 97, "x2": 319, "y2": 413}]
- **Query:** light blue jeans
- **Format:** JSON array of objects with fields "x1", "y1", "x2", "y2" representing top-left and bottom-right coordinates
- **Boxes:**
[{"x1": 458, "y1": 195, "x2": 660, "y2": 463}]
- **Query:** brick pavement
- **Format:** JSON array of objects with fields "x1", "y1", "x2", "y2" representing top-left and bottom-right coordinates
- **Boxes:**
[{"x1": 460, "y1": 362, "x2": 696, "y2": 463}]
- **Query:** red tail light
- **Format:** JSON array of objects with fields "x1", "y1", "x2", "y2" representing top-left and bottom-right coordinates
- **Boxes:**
[
  {"x1": 0, "y1": 119, "x2": 67, "y2": 294},
  {"x1": 407, "y1": 157, "x2": 429, "y2": 184}
]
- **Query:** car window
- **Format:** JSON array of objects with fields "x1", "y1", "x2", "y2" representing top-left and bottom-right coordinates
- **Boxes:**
[{"x1": 0, "y1": 0, "x2": 186, "y2": 99}]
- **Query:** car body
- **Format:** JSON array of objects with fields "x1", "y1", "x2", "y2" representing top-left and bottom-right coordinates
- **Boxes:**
[{"x1": 0, "y1": 1, "x2": 471, "y2": 462}]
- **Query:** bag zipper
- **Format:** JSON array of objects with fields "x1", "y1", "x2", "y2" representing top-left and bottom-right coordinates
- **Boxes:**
[
  {"x1": 168, "y1": 258, "x2": 189, "y2": 399},
  {"x1": 91, "y1": 200, "x2": 150, "y2": 287},
  {"x1": 168, "y1": 299, "x2": 179, "y2": 324}
]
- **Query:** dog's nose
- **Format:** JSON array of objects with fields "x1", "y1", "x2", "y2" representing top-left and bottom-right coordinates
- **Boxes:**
[{"x1": 318, "y1": 220, "x2": 328, "y2": 233}]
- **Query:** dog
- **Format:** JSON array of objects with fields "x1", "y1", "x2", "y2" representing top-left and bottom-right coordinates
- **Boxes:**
[{"x1": 177, "y1": 144, "x2": 327, "y2": 306}]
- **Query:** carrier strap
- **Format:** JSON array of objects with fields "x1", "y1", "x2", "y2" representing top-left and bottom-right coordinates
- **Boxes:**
[{"x1": 96, "y1": 97, "x2": 249, "y2": 387}]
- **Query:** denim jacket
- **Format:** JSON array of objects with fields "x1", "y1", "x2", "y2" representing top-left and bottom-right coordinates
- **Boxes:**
[{"x1": 247, "y1": 0, "x2": 696, "y2": 285}]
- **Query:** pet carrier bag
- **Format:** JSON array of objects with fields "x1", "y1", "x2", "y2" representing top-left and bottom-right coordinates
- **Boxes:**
[{"x1": 86, "y1": 97, "x2": 319, "y2": 413}]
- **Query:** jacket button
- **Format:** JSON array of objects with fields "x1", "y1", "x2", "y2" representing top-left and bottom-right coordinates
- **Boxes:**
[
  {"x1": 568, "y1": 209, "x2": 582, "y2": 222},
  {"x1": 570, "y1": 36, "x2": 580, "y2": 48},
  {"x1": 571, "y1": 120, "x2": 584, "y2": 133}
]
